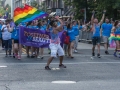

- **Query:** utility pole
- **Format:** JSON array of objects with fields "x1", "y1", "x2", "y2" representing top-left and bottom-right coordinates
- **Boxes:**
[
  {"x1": 11, "y1": 0, "x2": 13, "y2": 19},
  {"x1": 84, "y1": 8, "x2": 86, "y2": 22}
]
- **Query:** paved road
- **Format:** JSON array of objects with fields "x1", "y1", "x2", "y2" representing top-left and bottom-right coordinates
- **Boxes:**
[{"x1": 0, "y1": 43, "x2": 120, "y2": 90}]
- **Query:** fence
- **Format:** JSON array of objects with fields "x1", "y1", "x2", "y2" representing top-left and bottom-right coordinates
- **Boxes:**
[{"x1": 79, "y1": 30, "x2": 104, "y2": 43}]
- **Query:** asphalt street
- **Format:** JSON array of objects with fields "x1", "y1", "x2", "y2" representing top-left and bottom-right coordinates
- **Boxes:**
[{"x1": 0, "y1": 43, "x2": 120, "y2": 90}]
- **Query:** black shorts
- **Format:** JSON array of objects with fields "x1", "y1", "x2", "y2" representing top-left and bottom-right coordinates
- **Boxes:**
[
  {"x1": 92, "y1": 37, "x2": 101, "y2": 45},
  {"x1": 14, "y1": 40, "x2": 19, "y2": 44}
]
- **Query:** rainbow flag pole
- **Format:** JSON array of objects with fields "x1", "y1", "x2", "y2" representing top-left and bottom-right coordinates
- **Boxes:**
[{"x1": 13, "y1": 4, "x2": 48, "y2": 24}]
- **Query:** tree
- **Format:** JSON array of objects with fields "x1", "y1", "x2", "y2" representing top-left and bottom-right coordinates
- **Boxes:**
[
  {"x1": 31, "y1": 1, "x2": 45, "y2": 10},
  {"x1": 64, "y1": 0, "x2": 120, "y2": 21},
  {"x1": 64, "y1": 0, "x2": 95, "y2": 21},
  {"x1": 0, "y1": 7, "x2": 5, "y2": 17}
]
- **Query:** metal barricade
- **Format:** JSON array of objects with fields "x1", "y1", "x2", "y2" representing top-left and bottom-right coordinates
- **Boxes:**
[{"x1": 79, "y1": 30, "x2": 104, "y2": 43}]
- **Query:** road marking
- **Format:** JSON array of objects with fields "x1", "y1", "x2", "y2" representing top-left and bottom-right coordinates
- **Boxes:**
[
  {"x1": 0, "y1": 53, "x2": 115, "y2": 57},
  {"x1": 51, "y1": 81, "x2": 76, "y2": 84},
  {"x1": 51, "y1": 68, "x2": 60, "y2": 70},
  {"x1": 1, "y1": 62, "x2": 120, "y2": 66},
  {"x1": 0, "y1": 66, "x2": 7, "y2": 68}
]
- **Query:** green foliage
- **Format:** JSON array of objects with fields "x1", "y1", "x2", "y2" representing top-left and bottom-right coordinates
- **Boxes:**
[
  {"x1": 31, "y1": 1, "x2": 39, "y2": 9},
  {"x1": 0, "y1": 2, "x2": 11, "y2": 18},
  {"x1": 64, "y1": 0, "x2": 120, "y2": 21},
  {"x1": 31, "y1": 1, "x2": 46, "y2": 11},
  {"x1": 0, "y1": 7, "x2": 5, "y2": 15}
]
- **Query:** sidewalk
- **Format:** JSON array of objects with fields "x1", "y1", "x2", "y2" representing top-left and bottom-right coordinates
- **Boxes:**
[{"x1": 77, "y1": 42, "x2": 115, "y2": 50}]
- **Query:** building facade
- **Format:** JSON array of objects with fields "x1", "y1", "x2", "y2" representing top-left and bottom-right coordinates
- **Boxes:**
[
  {"x1": 11, "y1": 0, "x2": 72, "y2": 18},
  {"x1": 0, "y1": 0, "x2": 6, "y2": 8},
  {"x1": 11, "y1": 0, "x2": 41, "y2": 18},
  {"x1": 44, "y1": 0, "x2": 73, "y2": 16}
]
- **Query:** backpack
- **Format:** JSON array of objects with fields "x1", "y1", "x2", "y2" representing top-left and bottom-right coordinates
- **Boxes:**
[{"x1": 64, "y1": 35, "x2": 70, "y2": 44}]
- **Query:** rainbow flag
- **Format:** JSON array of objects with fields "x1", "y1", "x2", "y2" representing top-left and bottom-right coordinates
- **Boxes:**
[{"x1": 14, "y1": 4, "x2": 48, "y2": 24}]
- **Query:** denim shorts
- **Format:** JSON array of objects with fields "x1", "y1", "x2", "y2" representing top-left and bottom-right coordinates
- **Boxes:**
[
  {"x1": 4, "y1": 39, "x2": 12, "y2": 50},
  {"x1": 92, "y1": 37, "x2": 101, "y2": 45}
]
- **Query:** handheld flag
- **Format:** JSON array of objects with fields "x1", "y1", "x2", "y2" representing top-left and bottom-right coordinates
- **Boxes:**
[{"x1": 14, "y1": 4, "x2": 48, "y2": 24}]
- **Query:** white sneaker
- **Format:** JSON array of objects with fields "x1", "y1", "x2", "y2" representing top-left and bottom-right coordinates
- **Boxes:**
[
  {"x1": 37, "y1": 56, "x2": 41, "y2": 59},
  {"x1": 74, "y1": 50, "x2": 78, "y2": 53}
]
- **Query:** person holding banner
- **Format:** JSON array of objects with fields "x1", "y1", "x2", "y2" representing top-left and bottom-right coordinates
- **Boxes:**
[
  {"x1": 45, "y1": 16, "x2": 66, "y2": 70},
  {"x1": 13, "y1": 25, "x2": 22, "y2": 60},
  {"x1": 40, "y1": 21, "x2": 47, "y2": 59},
  {"x1": 26, "y1": 21, "x2": 33, "y2": 58},
  {"x1": 31, "y1": 20, "x2": 39, "y2": 58}
]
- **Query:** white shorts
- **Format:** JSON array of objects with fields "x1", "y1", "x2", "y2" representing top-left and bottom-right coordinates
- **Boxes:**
[{"x1": 49, "y1": 43, "x2": 64, "y2": 58}]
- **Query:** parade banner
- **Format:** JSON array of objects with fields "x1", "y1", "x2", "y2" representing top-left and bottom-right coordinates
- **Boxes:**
[{"x1": 19, "y1": 26, "x2": 66, "y2": 48}]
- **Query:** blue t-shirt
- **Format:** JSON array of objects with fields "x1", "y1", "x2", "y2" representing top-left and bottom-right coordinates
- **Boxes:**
[
  {"x1": 48, "y1": 20, "x2": 50, "y2": 24},
  {"x1": 27, "y1": 25, "x2": 33, "y2": 29},
  {"x1": 40, "y1": 26, "x2": 46, "y2": 30},
  {"x1": 32, "y1": 26, "x2": 39, "y2": 29},
  {"x1": 63, "y1": 26, "x2": 67, "y2": 31},
  {"x1": 67, "y1": 29, "x2": 75, "y2": 42},
  {"x1": 13, "y1": 26, "x2": 19, "y2": 40},
  {"x1": 0, "y1": 24, "x2": 2, "y2": 38},
  {"x1": 102, "y1": 23, "x2": 112, "y2": 37},
  {"x1": 49, "y1": 27, "x2": 53, "y2": 32},
  {"x1": 0, "y1": 24, "x2": 2, "y2": 29},
  {"x1": 79, "y1": 26, "x2": 83, "y2": 30},
  {"x1": 43, "y1": 25, "x2": 47, "y2": 30},
  {"x1": 72, "y1": 25, "x2": 79, "y2": 36},
  {"x1": 93, "y1": 24, "x2": 100, "y2": 37},
  {"x1": 115, "y1": 27, "x2": 120, "y2": 34}
]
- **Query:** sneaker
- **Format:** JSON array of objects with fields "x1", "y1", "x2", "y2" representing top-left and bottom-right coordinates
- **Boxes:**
[
  {"x1": 45, "y1": 66, "x2": 51, "y2": 70},
  {"x1": 59, "y1": 64, "x2": 66, "y2": 68},
  {"x1": 27, "y1": 55, "x2": 30, "y2": 58},
  {"x1": 74, "y1": 50, "x2": 78, "y2": 53},
  {"x1": 15, "y1": 54, "x2": 18, "y2": 59},
  {"x1": 70, "y1": 56, "x2": 74, "y2": 59},
  {"x1": 13, "y1": 55, "x2": 15, "y2": 58},
  {"x1": 31, "y1": 55, "x2": 35, "y2": 58},
  {"x1": 92, "y1": 53, "x2": 95, "y2": 56},
  {"x1": 113, "y1": 52, "x2": 117, "y2": 57},
  {"x1": 37, "y1": 56, "x2": 41, "y2": 59},
  {"x1": 97, "y1": 54, "x2": 101, "y2": 58},
  {"x1": 105, "y1": 51, "x2": 109, "y2": 54},
  {"x1": 18, "y1": 56, "x2": 21, "y2": 60},
  {"x1": 9, "y1": 54, "x2": 12, "y2": 57},
  {"x1": 13, "y1": 53, "x2": 15, "y2": 58},
  {"x1": 41, "y1": 56, "x2": 44, "y2": 59}
]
